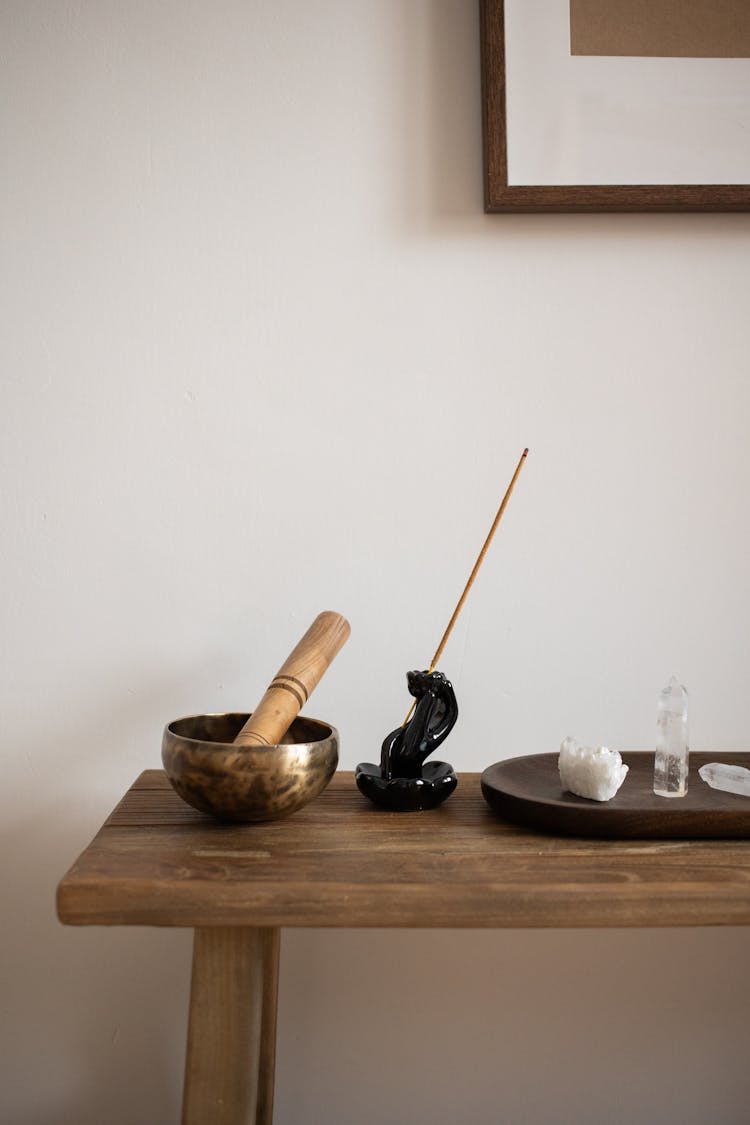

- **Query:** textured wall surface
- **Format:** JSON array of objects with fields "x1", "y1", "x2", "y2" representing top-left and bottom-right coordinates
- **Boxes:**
[{"x1": 2, "y1": 2, "x2": 750, "y2": 1122}]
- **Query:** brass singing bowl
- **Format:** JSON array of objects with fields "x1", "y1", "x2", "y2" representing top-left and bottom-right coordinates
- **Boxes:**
[{"x1": 162, "y1": 712, "x2": 338, "y2": 822}]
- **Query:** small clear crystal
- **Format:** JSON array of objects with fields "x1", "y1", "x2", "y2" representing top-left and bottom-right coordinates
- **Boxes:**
[
  {"x1": 653, "y1": 676, "x2": 689, "y2": 798},
  {"x1": 698, "y1": 762, "x2": 750, "y2": 797}
]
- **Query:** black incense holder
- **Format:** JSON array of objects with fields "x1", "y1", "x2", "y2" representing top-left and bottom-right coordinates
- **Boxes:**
[
  {"x1": 357, "y1": 452, "x2": 528, "y2": 812},
  {"x1": 356, "y1": 670, "x2": 458, "y2": 811}
]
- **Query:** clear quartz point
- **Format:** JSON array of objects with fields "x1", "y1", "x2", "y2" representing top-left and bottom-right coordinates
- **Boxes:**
[
  {"x1": 653, "y1": 675, "x2": 689, "y2": 798},
  {"x1": 698, "y1": 762, "x2": 750, "y2": 797}
]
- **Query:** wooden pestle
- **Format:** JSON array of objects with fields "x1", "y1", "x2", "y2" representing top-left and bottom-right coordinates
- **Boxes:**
[{"x1": 234, "y1": 611, "x2": 350, "y2": 747}]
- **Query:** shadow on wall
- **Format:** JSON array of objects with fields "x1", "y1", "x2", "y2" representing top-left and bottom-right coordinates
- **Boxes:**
[
  {"x1": 2, "y1": 920, "x2": 190, "y2": 1125},
  {"x1": 0, "y1": 679, "x2": 197, "y2": 1125},
  {"x1": 397, "y1": 0, "x2": 484, "y2": 226},
  {"x1": 276, "y1": 926, "x2": 750, "y2": 1125}
]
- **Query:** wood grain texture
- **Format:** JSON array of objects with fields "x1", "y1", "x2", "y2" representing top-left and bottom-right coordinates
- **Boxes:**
[
  {"x1": 182, "y1": 927, "x2": 274, "y2": 1125},
  {"x1": 479, "y1": 0, "x2": 750, "y2": 212},
  {"x1": 57, "y1": 770, "x2": 750, "y2": 929},
  {"x1": 234, "y1": 612, "x2": 350, "y2": 747},
  {"x1": 256, "y1": 928, "x2": 279, "y2": 1125}
]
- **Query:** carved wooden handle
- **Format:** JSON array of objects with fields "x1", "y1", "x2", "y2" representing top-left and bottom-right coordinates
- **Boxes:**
[{"x1": 234, "y1": 611, "x2": 351, "y2": 747}]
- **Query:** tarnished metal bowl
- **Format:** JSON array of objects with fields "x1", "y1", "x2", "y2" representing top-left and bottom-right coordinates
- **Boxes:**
[{"x1": 162, "y1": 712, "x2": 338, "y2": 822}]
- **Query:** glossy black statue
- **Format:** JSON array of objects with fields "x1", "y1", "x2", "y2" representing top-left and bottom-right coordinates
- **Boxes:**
[{"x1": 356, "y1": 670, "x2": 459, "y2": 811}]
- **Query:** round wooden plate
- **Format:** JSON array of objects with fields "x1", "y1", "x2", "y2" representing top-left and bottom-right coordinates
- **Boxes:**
[{"x1": 481, "y1": 752, "x2": 750, "y2": 838}]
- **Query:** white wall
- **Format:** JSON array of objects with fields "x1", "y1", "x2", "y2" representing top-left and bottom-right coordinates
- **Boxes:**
[{"x1": 3, "y1": 2, "x2": 750, "y2": 1122}]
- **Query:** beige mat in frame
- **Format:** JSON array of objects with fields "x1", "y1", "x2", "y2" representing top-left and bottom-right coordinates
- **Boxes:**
[{"x1": 570, "y1": 0, "x2": 750, "y2": 59}]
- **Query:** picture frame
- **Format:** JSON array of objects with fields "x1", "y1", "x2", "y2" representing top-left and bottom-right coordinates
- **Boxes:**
[{"x1": 480, "y1": 0, "x2": 750, "y2": 212}]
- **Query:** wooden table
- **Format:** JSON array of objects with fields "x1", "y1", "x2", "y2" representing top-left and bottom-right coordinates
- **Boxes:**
[{"x1": 56, "y1": 769, "x2": 750, "y2": 1124}]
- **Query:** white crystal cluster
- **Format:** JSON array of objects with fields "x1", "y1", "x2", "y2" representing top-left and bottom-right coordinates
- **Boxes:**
[{"x1": 558, "y1": 736, "x2": 629, "y2": 802}]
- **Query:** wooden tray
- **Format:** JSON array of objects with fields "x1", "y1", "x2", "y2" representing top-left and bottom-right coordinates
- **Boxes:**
[{"x1": 481, "y1": 752, "x2": 750, "y2": 838}]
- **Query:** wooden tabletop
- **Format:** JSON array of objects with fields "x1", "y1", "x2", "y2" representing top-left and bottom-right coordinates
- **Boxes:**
[{"x1": 56, "y1": 770, "x2": 750, "y2": 929}]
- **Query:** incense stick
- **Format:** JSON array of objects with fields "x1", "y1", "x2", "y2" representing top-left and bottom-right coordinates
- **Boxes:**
[{"x1": 403, "y1": 447, "x2": 528, "y2": 726}]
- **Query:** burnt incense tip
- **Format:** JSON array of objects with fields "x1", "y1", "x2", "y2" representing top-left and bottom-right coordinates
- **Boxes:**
[{"x1": 522, "y1": 447, "x2": 529, "y2": 456}]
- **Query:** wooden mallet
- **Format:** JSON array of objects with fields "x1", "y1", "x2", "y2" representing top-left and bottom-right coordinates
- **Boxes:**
[{"x1": 234, "y1": 611, "x2": 351, "y2": 747}]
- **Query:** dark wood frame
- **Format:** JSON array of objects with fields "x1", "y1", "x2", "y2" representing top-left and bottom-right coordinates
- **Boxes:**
[{"x1": 480, "y1": 0, "x2": 750, "y2": 213}]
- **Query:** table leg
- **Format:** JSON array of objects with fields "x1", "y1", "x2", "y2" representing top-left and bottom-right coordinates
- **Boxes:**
[
  {"x1": 182, "y1": 926, "x2": 281, "y2": 1125},
  {"x1": 256, "y1": 927, "x2": 280, "y2": 1125}
]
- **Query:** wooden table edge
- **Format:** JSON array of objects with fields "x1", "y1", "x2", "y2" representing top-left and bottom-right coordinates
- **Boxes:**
[{"x1": 56, "y1": 769, "x2": 750, "y2": 930}]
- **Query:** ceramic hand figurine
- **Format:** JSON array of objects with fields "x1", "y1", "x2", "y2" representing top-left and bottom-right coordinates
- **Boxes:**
[
  {"x1": 356, "y1": 670, "x2": 458, "y2": 811},
  {"x1": 381, "y1": 670, "x2": 458, "y2": 779}
]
